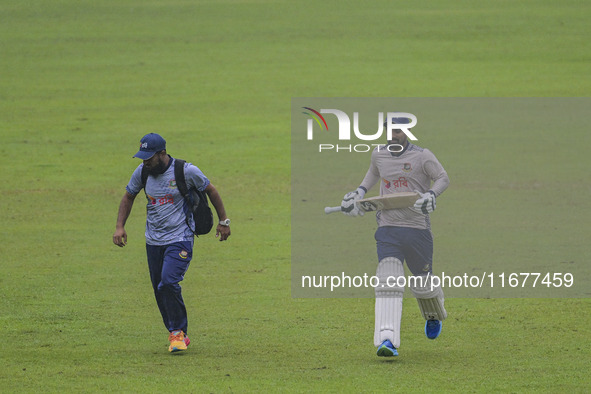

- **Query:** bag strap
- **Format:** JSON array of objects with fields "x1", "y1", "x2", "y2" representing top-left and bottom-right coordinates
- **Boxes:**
[
  {"x1": 174, "y1": 159, "x2": 188, "y2": 198},
  {"x1": 174, "y1": 159, "x2": 199, "y2": 235},
  {"x1": 140, "y1": 165, "x2": 148, "y2": 191}
]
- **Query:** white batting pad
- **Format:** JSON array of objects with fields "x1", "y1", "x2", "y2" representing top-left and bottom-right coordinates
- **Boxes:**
[
  {"x1": 409, "y1": 275, "x2": 447, "y2": 321},
  {"x1": 374, "y1": 257, "x2": 404, "y2": 348}
]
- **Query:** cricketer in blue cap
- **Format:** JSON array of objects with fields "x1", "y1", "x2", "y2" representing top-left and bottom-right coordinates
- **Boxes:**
[
  {"x1": 133, "y1": 133, "x2": 167, "y2": 160},
  {"x1": 113, "y1": 133, "x2": 232, "y2": 353}
]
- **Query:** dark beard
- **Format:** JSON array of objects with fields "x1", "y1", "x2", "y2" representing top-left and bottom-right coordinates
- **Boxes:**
[{"x1": 145, "y1": 160, "x2": 167, "y2": 176}]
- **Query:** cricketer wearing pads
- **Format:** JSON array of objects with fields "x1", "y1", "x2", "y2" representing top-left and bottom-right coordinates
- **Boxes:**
[
  {"x1": 113, "y1": 133, "x2": 231, "y2": 353},
  {"x1": 340, "y1": 117, "x2": 449, "y2": 357}
]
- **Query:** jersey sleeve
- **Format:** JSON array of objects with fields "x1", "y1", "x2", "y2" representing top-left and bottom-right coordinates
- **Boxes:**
[
  {"x1": 184, "y1": 162, "x2": 210, "y2": 192},
  {"x1": 422, "y1": 149, "x2": 449, "y2": 197},
  {"x1": 125, "y1": 164, "x2": 144, "y2": 196},
  {"x1": 359, "y1": 148, "x2": 381, "y2": 192}
]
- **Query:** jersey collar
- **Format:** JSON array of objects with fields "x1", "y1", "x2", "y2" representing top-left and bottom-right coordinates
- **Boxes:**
[{"x1": 163, "y1": 155, "x2": 174, "y2": 172}]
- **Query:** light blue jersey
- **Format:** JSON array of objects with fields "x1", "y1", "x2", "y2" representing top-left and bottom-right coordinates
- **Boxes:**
[{"x1": 126, "y1": 157, "x2": 210, "y2": 246}]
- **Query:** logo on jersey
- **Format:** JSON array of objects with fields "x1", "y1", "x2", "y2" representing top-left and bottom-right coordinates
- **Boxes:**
[
  {"x1": 146, "y1": 193, "x2": 173, "y2": 206},
  {"x1": 169, "y1": 179, "x2": 177, "y2": 188},
  {"x1": 179, "y1": 250, "x2": 188, "y2": 259},
  {"x1": 146, "y1": 194, "x2": 157, "y2": 205},
  {"x1": 403, "y1": 163, "x2": 412, "y2": 172},
  {"x1": 384, "y1": 177, "x2": 409, "y2": 189}
]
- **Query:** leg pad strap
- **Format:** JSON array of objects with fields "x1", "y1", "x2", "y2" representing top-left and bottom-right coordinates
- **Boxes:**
[{"x1": 409, "y1": 275, "x2": 447, "y2": 321}]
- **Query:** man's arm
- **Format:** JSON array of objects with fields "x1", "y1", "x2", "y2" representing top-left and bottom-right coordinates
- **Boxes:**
[
  {"x1": 113, "y1": 191, "x2": 137, "y2": 247},
  {"x1": 359, "y1": 150, "x2": 381, "y2": 193},
  {"x1": 412, "y1": 150, "x2": 449, "y2": 214},
  {"x1": 340, "y1": 151, "x2": 381, "y2": 216},
  {"x1": 429, "y1": 169, "x2": 449, "y2": 197},
  {"x1": 423, "y1": 150, "x2": 449, "y2": 197},
  {"x1": 359, "y1": 166, "x2": 380, "y2": 195},
  {"x1": 205, "y1": 183, "x2": 231, "y2": 241}
]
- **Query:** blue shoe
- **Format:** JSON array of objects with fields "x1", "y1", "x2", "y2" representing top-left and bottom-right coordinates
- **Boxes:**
[
  {"x1": 376, "y1": 339, "x2": 398, "y2": 357},
  {"x1": 425, "y1": 320, "x2": 442, "y2": 340}
]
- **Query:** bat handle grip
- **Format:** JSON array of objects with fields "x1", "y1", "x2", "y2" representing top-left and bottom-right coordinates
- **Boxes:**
[{"x1": 324, "y1": 206, "x2": 342, "y2": 214}]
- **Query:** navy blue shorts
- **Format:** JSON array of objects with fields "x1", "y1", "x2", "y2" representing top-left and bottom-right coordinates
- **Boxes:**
[{"x1": 375, "y1": 226, "x2": 433, "y2": 275}]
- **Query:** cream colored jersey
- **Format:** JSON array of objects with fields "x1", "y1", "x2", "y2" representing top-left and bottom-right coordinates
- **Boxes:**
[{"x1": 359, "y1": 143, "x2": 449, "y2": 230}]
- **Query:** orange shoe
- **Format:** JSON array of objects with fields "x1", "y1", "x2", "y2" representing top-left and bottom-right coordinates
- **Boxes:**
[{"x1": 168, "y1": 330, "x2": 187, "y2": 353}]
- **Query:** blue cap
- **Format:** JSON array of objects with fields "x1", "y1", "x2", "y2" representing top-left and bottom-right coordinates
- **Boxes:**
[
  {"x1": 133, "y1": 133, "x2": 166, "y2": 160},
  {"x1": 384, "y1": 117, "x2": 411, "y2": 126}
]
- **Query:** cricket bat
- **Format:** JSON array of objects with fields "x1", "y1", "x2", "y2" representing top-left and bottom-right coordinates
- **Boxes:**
[{"x1": 324, "y1": 192, "x2": 420, "y2": 214}]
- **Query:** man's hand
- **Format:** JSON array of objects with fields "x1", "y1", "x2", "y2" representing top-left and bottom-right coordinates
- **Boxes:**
[
  {"x1": 206, "y1": 184, "x2": 230, "y2": 241},
  {"x1": 113, "y1": 227, "x2": 128, "y2": 247},
  {"x1": 341, "y1": 188, "x2": 366, "y2": 217},
  {"x1": 113, "y1": 192, "x2": 135, "y2": 247},
  {"x1": 216, "y1": 224, "x2": 231, "y2": 241},
  {"x1": 413, "y1": 191, "x2": 436, "y2": 214}
]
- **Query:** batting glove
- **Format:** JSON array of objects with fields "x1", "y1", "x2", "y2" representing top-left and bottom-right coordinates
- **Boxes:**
[
  {"x1": 341, "y1": 187, "x2": 366, "y2": 216},
  {"x1": 413, "y1": 190, "x2": 436, "y2": 214}
]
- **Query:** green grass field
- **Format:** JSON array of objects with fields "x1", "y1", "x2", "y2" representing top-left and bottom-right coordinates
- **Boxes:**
[{"x1": 1, "y1": 0, "x2": 590, "y2": 392}]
